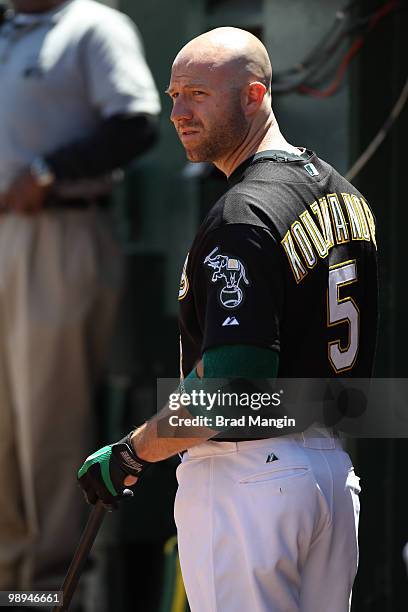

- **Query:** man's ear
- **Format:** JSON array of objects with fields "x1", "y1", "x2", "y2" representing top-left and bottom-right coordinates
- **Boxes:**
[{"x1": 242, "y1": 81, "x2": 267, "y2": 116}]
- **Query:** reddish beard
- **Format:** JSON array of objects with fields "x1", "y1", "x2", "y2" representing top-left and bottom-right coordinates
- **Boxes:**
[{"x1": 180, "y1": 101, "x2": 247, "y2": 163}]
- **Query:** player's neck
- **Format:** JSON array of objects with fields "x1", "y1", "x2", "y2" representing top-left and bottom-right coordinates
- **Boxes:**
[{"x1": 215, "y1": 115, "x2": 300, "y2": 178}]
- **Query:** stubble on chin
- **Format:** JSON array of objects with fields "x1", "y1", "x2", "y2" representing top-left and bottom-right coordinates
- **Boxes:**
[
  {"x1": 184, "y1": 147, "x2": 203, "y2": 163},
  {"x1": 182, "y1": 132, "x2": 228, "y2": 163},
  {"x1": 180, "y1": 98, "x2": 248, "y2": 163}
]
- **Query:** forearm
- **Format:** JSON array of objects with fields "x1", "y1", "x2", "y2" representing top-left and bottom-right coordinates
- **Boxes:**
[
  {"x1": 129, "y1": 345, "x2": 279, "y2": 462},
  {"x1": 129, "y1": 404, "x2": 213, "y2": 463},
  {"x1": 45, "y1": 113, "x2": 159, "y2": 181},
  {"x1": 77, "y1": 346, "x2": 280, "y2": 504}
]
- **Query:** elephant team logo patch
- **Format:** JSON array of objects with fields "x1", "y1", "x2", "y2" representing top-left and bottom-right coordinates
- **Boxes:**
[
  {"x1": 204, "y1": 247, "x2": 249, "y2": 309},
  {"x1": 178, "y1": 253, "x2": 189, "y2": 300}
]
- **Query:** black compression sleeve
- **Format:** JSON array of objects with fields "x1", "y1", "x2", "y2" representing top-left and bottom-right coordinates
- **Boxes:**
[{"x1": 45, "y1": 114, "x2": 159, "y2": 181}]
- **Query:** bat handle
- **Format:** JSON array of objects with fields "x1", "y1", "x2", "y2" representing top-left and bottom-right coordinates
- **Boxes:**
[{"x1": 51, "y1": 500, "x2": 106, "y2": 612}]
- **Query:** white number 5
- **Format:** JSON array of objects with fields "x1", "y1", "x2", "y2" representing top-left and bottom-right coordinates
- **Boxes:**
[{"x1": 327, "y1": 260, "x2": 359, "y2": 373}]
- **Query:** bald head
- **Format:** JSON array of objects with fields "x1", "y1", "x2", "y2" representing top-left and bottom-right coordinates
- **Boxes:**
[
  {"x1": 174, "y1": 27, "x2": 272, "y2": 92},
  {"x1": 168, "y1": 27, "x2": 275, "y2": 170}
]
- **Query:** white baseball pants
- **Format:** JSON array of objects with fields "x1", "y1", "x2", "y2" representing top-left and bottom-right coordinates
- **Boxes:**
[{"x1": 175, "y1": 433, "x2": 360, "y2": 612}]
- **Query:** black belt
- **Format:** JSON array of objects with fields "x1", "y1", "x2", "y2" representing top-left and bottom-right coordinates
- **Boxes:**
[
  {"x1": 46, "y1": 195, "x2": 110, "y2": 209},
  {"x1": 179, "y1": 437, "x2": 266, "y2": 457},
  {"x1": 213, "y1": 438, "x2": 266, "y2": 442}
]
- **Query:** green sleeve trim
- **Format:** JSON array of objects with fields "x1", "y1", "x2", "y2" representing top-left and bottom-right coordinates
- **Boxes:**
[
  {"x1": 203, "y1": 344, "x2": 279, "y2": 378},
  {"x1": 77, "y1": 445, "x2": 118, "y2": 497},
  {"x1": 185, "y1": 367, "x2": 199, "y2": 380},
  {"x1": 181, "y1": 346, "x2": 279, "y2": 430}
]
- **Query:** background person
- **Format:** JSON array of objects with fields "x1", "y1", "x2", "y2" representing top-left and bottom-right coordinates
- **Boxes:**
[{"x1": 0, "y1": 0, "x2": 160, "y2": 597}]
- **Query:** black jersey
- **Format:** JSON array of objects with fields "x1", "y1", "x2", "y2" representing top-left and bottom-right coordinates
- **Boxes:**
[{"x1": 178, "y1": 150, "x2": 378, "y2": 378}]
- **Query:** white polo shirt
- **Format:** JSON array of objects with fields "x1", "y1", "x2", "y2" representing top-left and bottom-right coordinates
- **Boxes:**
[{"x1": 0, "y1": 0, "x2": 161, "y2": 191}]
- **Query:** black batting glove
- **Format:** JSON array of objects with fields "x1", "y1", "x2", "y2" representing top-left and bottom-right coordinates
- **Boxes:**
[{"x1": 77, "y1": 432, "x2": 151, "y2": 508}]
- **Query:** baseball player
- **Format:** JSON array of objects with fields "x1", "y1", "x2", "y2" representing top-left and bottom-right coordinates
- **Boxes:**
[{"x1": 78, "y1": 28, "x2": 378, "y2": 611}]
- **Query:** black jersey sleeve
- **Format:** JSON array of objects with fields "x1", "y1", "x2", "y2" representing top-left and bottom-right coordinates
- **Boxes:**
[{"x1": 192, "y1": 224, "x2": 284, "y2": 354}]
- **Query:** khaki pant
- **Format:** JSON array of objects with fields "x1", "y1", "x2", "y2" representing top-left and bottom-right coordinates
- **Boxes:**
[{"x1": 0, "y1": 207, "x2": 123, "y2": 590}]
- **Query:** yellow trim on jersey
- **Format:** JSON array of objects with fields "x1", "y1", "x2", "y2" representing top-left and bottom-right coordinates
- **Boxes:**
[
  {"x1": 178, "y1": 253, "x2": 190, "y2": 301},
  {"x1": 361, "y1": 198, "x2": 377, "y2": 249},
  {"x1": 281, "y1": 230, "x2": 307, "y2": 283},
  {"x1": 341, "y1": 193, "x2": 363, "y2": 240},
  {"x1": 352, "y1": 195, "x2": 371, "y2": 241},
  {"x1": 327, "y1": 259, "x2": 360, "y2": 373},
  {"x1": 327, "y1": 193, "x2": 349, "y2": 244},
  {"x1": 315, "y1": 197, "x2": 335, "y2": 249},
  {"x1": 300, "y1": 210, "x2": 328, "y2": 258},
  {"x1": 291, "y1": 220, "x2": 317, "y2": 269}
]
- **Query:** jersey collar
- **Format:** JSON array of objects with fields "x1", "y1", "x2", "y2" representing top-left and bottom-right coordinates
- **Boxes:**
[
  {"x1": 13, "y1": 0, "x2": 76, "y2": 26},
  {"x1": 228, "y1": 149, "x2": 312, "y2": 187}
]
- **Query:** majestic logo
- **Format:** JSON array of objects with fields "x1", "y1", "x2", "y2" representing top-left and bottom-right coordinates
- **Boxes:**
[
  {"x1": 178, "y1": 253, "x2": 189, "y2": 300},
  {"x1": 204, "y1": 247, "x2": 249, "y2": 309},
  {"x1": 266, "y1": 453, "x2": 279, "y2": 463},
  {"x1": 222, "y1": 316, "x2": 239, "y2": 326}
]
